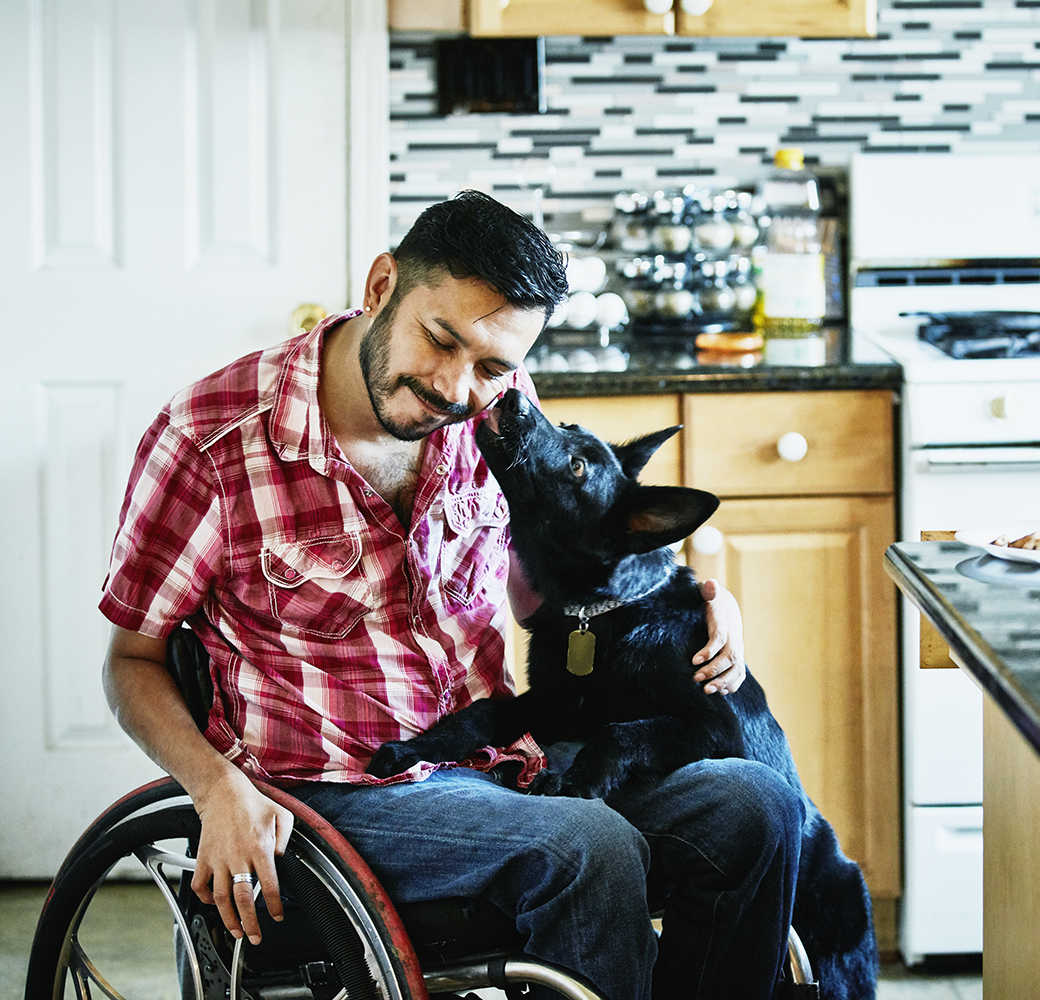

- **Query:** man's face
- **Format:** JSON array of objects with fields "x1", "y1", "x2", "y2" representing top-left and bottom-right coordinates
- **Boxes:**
[{"x1": 359, "y1": 275, "x2": 544, "y2": 442}]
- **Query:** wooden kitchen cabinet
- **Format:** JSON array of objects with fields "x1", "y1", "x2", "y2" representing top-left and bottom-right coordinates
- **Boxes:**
[
  {"x1": 685, "y1": 390, "x2": 900, "y2": 906},
  {"x1": 513, "y1": 390, "x2": 900, "y2": 943},
  {"x1": 465, "y1": 0, "x2": 875, "y2": 39}
]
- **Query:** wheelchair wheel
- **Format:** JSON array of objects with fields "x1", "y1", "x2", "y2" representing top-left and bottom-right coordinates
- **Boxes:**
[{"x1": 24, "y1": 777, "x2": 427, "y2": 1000}]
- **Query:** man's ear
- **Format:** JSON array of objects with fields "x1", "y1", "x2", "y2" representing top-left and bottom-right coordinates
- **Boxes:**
[
  {"x1": 612, "y1": 426, "x2": 682, "y2": 481},
  {"x1": 623, "y1": 486, "x2": 720, "y2": 554},
  {"x1": 364, "y1": 252, "x2": 398, "y2": 315}
]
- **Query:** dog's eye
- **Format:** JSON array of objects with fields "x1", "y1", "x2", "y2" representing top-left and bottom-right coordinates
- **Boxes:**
[{"x1": 570, "y1": 456, "x2": 587, "y2": 480}]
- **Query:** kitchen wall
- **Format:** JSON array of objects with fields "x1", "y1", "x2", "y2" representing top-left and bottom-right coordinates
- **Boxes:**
[{"x1": 388, "y1": 0, "x2": 1040, "y2": 243}]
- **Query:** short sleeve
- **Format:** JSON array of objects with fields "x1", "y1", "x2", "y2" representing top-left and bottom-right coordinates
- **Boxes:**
[{"x1": 99, "y1": 412, "x2": 224, "y2": 638}]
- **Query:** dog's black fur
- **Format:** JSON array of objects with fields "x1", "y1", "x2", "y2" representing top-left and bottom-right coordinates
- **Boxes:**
[{"x1": 368, "y1": 388, "x2": 878, "y2": 999}]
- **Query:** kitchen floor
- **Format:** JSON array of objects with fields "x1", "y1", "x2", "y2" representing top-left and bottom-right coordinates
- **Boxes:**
[{"x1": 2, "y1": 881, "x2": 982, "y2": 999}]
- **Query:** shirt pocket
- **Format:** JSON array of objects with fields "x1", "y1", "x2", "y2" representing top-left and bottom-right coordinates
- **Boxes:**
[
  {"x1": 440, "y1": 487, "x2": 510, "y2": 606},
  {"x1": 261, "y1": 534, "x2": 371, "y2": 638}
]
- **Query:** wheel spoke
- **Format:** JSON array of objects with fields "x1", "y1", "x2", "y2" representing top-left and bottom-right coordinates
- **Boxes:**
[
  {"x1": 133, "y1": 843, "x2": 205, "y2": 1000},
  {"x1": 68, "y1": 935, "x2": 127, "y2": 999}
]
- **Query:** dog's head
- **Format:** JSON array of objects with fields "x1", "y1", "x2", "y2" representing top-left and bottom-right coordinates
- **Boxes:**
[{"x1": 476, "y1": 388, "x2": 719, "y2": 601}]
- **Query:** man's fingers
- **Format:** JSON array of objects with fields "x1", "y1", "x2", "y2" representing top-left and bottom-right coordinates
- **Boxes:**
[
  {"x1": 232, "y1": 878, "x2": 263, "y2": 944},
  {"x1": 210, "y1": 874, "x2": 246, "y2": 940},
  {"x1": 259, "y1": 811, "x2": 294, "y2": 922}
]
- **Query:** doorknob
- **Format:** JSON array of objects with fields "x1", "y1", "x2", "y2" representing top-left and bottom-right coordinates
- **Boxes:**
[{"x1": 290, "y1": 303, "x2": 328, "y2": 335}]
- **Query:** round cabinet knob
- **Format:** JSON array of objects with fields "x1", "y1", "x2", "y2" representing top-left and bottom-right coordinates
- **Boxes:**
[
  {"x1": 681, "y1": 0, "x2": 714, "y2": 13},
  {"x1": 691, "y1": 525, "x2": 723, "y2": 556},
  {"x1": 777, "y1": 431, "x2": 808, "y2": 463},
  {"x1": 644, "y1": 0, "x2": 673, "y2": 12},
  {"x1": 990, "y1": 394, "x2": 1018, "y2": 420}
]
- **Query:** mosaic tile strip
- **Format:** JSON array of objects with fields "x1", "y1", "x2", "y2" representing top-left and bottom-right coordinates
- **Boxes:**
[{"x1": 388, "y1": 0, "x2": 1040, "y2": 240}]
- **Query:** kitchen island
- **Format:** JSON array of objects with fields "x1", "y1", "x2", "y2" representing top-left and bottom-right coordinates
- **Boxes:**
[{"x1": 884, "y1": 540, "x2": 1040, "y2": 998}]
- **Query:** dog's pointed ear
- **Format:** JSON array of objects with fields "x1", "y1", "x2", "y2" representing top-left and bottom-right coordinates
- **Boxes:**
[
  {"x1": 622, "y1": 486, "x2": 720, "y2": 554},
  {"x1": 612, "y1": 426, "x2": 682, "y2": 480}
]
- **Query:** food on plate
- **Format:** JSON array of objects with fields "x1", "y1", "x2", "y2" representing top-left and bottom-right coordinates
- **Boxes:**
[{"x1": 991, "y1": 530, "x2": 1040, "y2": 550}]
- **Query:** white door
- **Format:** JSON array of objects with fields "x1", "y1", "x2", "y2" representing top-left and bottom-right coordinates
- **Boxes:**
[{"x1": 0, "y1": 0, "x2": 387, "y2": 877}]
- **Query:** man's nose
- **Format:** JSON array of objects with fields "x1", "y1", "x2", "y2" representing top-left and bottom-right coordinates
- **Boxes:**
[{"x1": 431, "y1": 361, "x2": 475, "y2": 409}]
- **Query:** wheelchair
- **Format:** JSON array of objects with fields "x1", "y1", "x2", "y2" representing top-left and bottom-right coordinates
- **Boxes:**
[{"x1": 24, "y1": 627, "x2": 819, "y2": 999}]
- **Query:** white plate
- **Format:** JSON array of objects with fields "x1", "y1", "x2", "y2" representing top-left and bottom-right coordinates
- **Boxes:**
[{"x1": 955, "y1": 521, "x2": 1040, "y2": 564}]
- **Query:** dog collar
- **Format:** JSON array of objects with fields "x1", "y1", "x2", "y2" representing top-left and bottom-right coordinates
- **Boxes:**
[{"x1": 562, "y1": 574, "x2": 671, "y2": 625}]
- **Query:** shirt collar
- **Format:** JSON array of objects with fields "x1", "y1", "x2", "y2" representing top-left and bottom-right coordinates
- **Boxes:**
[{"x1": 268, "y1": 309, "x2": 360, "y2": 466}]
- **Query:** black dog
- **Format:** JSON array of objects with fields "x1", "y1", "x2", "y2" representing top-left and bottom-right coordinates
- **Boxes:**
[{"x1": 368, "y1": 388, "x2": 877, "y2": 999}]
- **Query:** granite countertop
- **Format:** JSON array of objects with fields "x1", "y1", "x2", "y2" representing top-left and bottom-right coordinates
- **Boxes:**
[
  {"x1": 885, "y1": 540, "x2": 1040, "y2": 754},
  {"x1": 529, "y1": 326, "x2": 901, "y2": 398}
]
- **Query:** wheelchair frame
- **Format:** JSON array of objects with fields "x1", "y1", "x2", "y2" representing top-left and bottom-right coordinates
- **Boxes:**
[{"x1": 24, "y1": 624, "x2": 818, "y2": 999}]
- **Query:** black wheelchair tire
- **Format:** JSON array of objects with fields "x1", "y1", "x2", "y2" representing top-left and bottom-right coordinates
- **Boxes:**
[{"x1": 24, "y1": 777, "x2": 427, "y2": 1000}]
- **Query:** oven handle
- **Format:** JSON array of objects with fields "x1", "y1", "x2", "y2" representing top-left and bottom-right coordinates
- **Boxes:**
[{"x1": 918, "y1": 446, "x2": 1040, "y2": 468}]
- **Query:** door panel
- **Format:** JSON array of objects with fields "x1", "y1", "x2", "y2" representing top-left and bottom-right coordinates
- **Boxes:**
[{"x1": 0, "y1": 0, "x2": 350, "y2": 877}]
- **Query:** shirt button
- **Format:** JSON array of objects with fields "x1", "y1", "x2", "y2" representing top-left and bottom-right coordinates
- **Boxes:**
[
  {"x1": 284, "y1": 568, "x2": 298, "y2": 581},
  {"x1": 332, "y1": 560, "x2": 346, "y2": 571},
  {"x1": 363, "y1": 488, "x2": 374, "y2": 497},
  {"x1": 434, "y1": 464, "x2": 449, "y2": 476}
]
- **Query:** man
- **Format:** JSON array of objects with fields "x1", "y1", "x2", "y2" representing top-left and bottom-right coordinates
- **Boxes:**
[{"x1": 101, "y1": 190, "x2": 801, "y2": 999}]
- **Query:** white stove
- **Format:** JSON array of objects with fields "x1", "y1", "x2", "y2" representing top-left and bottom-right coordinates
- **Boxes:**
[
  {"x1": 855, "y1": 275, "x2": 1040, "y2": 380},
  {"x1": 849, "y1": 153, "x2": 1040, "y2": 965}
]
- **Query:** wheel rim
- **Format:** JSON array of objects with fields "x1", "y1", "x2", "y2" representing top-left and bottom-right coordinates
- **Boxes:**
[{"x1": 29, "y1": 784, "x2": 418, "y2": 1000}]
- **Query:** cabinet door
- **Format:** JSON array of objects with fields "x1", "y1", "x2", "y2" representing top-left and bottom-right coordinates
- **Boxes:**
[
  {"x1": 469, "y1": 0, "x2": 672, "y2": 36},
  {"x1": 539, "y1": 395, "x2": 683, "y2": 487},
  {"x1": 677, "y1": 0, "x2": 875, "y2": 38},
  {"x1": 389, "y1": 0, "x2": 464, "y2": 31},
  {"x1": 466, "y1": 0, "x2": 874, "y2": 37},
  {"x1": 689, "y1": 494, "x2": 900, "y2": 897}
]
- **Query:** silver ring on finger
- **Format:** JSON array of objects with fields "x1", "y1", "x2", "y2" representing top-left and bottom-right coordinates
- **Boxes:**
[{"x1": 232, "y1": 872, "x2": 256, "y2": 885}]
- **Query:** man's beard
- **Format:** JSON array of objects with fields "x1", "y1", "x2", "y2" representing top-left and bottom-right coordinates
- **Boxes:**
[{"x1": 358, "y1": 309, "x2": 472, "y2": 442}]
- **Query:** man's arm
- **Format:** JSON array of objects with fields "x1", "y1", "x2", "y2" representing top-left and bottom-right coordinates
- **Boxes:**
[{"x1": 103, "y1": 625, "x2": 294, "y2": 944}]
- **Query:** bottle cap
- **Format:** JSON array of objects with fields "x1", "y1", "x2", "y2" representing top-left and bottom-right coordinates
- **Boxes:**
[{"x1": 774, "y1": 148, "x2": 804, "y2": 170}]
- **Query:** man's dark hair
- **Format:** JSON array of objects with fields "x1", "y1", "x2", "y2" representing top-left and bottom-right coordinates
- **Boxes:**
[{"x1": 392, "y1": 190, "x2": 569, "y2": 324}]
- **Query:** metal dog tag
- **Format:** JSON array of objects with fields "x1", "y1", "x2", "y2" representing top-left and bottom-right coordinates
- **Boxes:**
[{"x1": 567, "y1": 628, "x2": 596, "y2": 676}]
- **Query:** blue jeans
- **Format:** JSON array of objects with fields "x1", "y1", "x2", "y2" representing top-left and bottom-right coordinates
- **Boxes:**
[{"x1": 293, "y1": 750, "x2": 803, "y2": 1000}]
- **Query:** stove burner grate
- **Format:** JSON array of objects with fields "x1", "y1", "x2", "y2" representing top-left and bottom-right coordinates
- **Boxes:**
[{"x1": 902, "y1": 311, "x2": 1040, "y2": 359}]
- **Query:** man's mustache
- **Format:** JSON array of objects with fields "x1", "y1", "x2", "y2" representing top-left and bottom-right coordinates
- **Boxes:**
[{"x1": 398, "y1": 376, "x2": 471, "y2": 418}]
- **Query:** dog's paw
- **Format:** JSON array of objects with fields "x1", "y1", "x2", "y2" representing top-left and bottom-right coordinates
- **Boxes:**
[
  {"x1": 555, "y1": 775, "x2": 613, "y2": 800},
  {"x1": 366, "y1": 741, "x2": 422, "y2": 778},
  {"x1": 527, "y1": 768, "x2": 565, "y2": 796}
]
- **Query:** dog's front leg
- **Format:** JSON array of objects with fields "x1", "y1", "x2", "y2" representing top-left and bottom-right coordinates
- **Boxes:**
[
  {"x1": 541, "y1": 714, "x2": 744, "y2": 800},
  {"x1": 366, "y1": 695, "x2": 530, "y2": 779}
]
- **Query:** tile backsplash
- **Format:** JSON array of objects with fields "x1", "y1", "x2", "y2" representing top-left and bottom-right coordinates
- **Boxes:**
[{"x1": 388, "y1": 0, "x2": 1040, "y2": 243}]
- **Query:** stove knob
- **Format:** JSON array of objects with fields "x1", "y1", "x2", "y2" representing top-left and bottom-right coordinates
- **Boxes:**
[
  {"x1": 777, "y1": 431, "x2": 808, "y2": 462},
  {"x1": 990, "y1": 394, "x2": 1018, "y2": 420}
]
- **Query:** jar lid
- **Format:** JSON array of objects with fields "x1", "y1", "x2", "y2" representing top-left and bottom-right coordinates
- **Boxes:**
[{"x1": 774, "y1": 147, "x2": 805, "y2": 170}]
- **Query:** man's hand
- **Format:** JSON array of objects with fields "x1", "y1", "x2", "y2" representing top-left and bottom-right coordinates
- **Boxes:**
[
  {"x1": 692, "y1": 578, "x2": 746, "y2": 695},
  {"x1": 191, "y1": 770, "x2": 295, "y2": 945},
  {"x1": 104, "y1": 624, "x2": 294, "y2": 944}
]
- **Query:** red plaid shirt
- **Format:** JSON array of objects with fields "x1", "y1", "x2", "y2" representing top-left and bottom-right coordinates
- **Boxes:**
[{"x1": 100, "y1": 312, "x2": 545, "y2": 787}]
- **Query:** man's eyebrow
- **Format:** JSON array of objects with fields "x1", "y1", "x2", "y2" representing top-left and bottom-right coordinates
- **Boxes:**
[{"x1": 433, "y1": 317, "x2": 519, "y2": 371}]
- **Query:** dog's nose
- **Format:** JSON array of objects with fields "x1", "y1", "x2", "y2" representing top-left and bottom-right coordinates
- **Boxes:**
[{"x1": 499, "y1": 388, "x2": 531, "y2": 416}]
